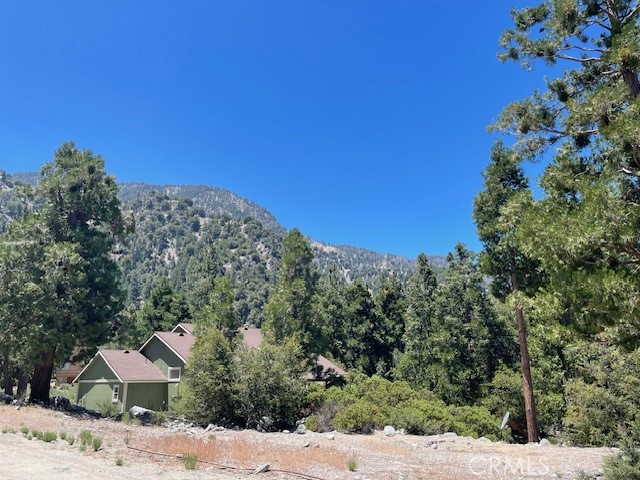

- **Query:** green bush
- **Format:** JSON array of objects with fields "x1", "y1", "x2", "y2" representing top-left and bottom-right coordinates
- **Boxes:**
[
  {"x1": 305, "y1": 415, "x2": 318, "y2": 432},
  {"x1": 67, "y1": 435, "x2": 76, "y2": 446},
  {"x1": 183, "y1": 453, "x2": 198, "y2": 470},
  {"x1": 390, "y1": 400, "x2": 451, "y2": 435},
  {"x1": 41, "y1": 431, "x2": 57, "y2": 442},
  {"x1": 97, "y1": 399, "x2": 119, "y2": 418},
  {"x1": 563, "y1": 379, "x2": 624, "y2": 447},
  {"x1": 334, "y1": 401, "x2": 384, "y2": 433},
  {"x1": 79, "y1": 430, "x2": 93, "y2": 446},
  {"x1": 92, "y1": 437, "x2": 103, "y2": 451}
]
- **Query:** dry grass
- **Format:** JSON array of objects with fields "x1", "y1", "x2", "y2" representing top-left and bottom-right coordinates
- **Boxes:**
[{"x1": 137, "y1": 434, "x2": 348, "y2": 473}]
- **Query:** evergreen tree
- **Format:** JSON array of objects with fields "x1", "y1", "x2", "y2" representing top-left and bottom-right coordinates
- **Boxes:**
[
  {"x1": 136, "y1": 277, "x2": 192, "y2": 339},
  {"x1": 493, "y1": 0, "x2": 640, "y2": 345},
  {"x1": 396, "y1": 253, "x2": 438, "y2": 385},
  {"x1": 263, "y1": 228, "x2": 319, "y2": 350},
  {"x1": 473, "y1": 141, "x2": 543, "y2": 441},
  {"x1": 0, "y1": 143, "x2": 129, "y2": 402},
  {"x1": 176, "y1": 328, "x2": 239, "y2": 425},
  {"x1": 194, "y1": 276, "x2": 240, "y2": 339},
  {"x1": 373, "y1": 274, "x2": 406, "y2": 377}
]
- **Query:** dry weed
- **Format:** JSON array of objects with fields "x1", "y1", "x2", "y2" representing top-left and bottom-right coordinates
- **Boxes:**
[{"x1": 138, "y1": 434, "x2": 348, "y2": 473}]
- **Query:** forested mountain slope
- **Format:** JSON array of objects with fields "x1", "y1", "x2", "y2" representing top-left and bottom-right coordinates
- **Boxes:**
[{"x1": 0, "y1": 170, "x2": 444, "y2": 324}]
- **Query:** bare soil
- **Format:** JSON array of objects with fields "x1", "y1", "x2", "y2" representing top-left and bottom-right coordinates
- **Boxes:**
[{"x1": 0, "y1": 405, "x2": 615, "y2": 480}]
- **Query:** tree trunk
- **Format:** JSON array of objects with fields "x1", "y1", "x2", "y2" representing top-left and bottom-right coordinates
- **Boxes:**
[
  {"x1": 622, "y1": 68, "x2": 640, "y2": 99},
  {"x1": 29, "y1": 348, "x2": 56, "y2": 403},
  {"x1": 510, "y1": 273, "x2": 540, "y2": 443},
  {"x1": 16, "y1": 368, "x2": 28, "y2": 400},
  {"x1": 3, "y1": 350, "x2": 12, "y2": 395}
]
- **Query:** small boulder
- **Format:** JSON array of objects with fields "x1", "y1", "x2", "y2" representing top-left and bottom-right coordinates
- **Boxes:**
[
  {"x1": 540, "y1": 438, "x2": 551, "y2": 446},
  {"x1": 0, "y1": 392, "x2": 14, "y2": 404},
  {"x1": 326, "y1": 432, "x2": 335, "y2": 440},
  {"x1": 253, "y1": 463, "x2": 270, "y2": 474},
  {"x1": 129, "y1": 405, "x2": 155, "y2": 422},
  {"x1": 383, "y1": 426, "x2": 396, "y2": 437},
  {"x1": 295, "y1": 424, "x2": 307, "y2": 435}
]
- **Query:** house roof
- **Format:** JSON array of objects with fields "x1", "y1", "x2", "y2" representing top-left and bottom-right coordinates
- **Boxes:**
[
  {"x1": 74, "y1": 350, "x2": 167, "y2": 383},
  {"x1": 171, "y1": 322, "x2": 195, "y2": 334},
  {"x1": 140, "y1": 331, "x2": 196, "y2": 363},
  {"x1": 238, "y1": 327, "x2": 347, "y2": 378}
]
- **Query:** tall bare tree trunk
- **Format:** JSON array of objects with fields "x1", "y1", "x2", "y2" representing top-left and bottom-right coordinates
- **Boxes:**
[
  {"x1": 29, "y1": 348, "x2": 56, "y2": 403},
  {"x1": 3, "y1": 350, "x2": 12, "y2": 395},
  {"x1": 511, "y1": 273, "x2": 539, "y2": 443},
  {"x1": 16, "y1": 369, "x2": 28, "y2": 400}
]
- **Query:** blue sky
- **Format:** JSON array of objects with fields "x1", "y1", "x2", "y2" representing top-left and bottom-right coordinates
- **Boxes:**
[{"x1": 0, "y1": 1, "x2": 543, "y2": 258}]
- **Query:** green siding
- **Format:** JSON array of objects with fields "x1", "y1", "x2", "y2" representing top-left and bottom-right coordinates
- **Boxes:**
[
  {"x1": 78, "y1": 356, "x2": 118, "y2": 381},
  {"x1": 125, "y1": 383, "x2": 167, "y2": 411},
  {"x1": 77, "y1": 382, "x2": 122, "y2": 413},
  {"x1": 141, "y1": 337, "x2": 184, "y2": 377}
]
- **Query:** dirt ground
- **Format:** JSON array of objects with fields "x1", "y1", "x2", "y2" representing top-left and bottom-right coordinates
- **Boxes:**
[{"x1": 0, "y1": 405, "x2": 616, "y2": 480}]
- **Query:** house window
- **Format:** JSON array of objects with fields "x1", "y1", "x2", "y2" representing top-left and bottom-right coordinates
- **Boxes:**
[
  {"x1": 168, "y1": 367, "x2": 181, "y2": 381},
  {"x1": 112, "y1": 385, "x2": 120, "y2": 403}
]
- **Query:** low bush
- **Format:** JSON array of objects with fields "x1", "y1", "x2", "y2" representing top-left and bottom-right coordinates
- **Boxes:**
[
  {"x1": 92, "y1": 437, "x2": 103, "y2": 451},
  {"x1": 79, "y1": 430, "x2": 93, "y2": 446},
  {"x1": 41, "y1": 431, "x2": 57, "y2": 442},
  {"x1": 183, "y1": 453, "x2": 198, "y2": 470}
]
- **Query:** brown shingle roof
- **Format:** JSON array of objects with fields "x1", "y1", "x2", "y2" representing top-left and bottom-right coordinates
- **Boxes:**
[
  {"x1": 238, "y1": 327, "x2": 347, "y2": 378},
  {"x1": 153, "y1": 331, "x2": 196, "y2": 362},
  {"x1": 99, "y1": 350, "x2": 167, "y2": 382},
  {"x1": 171, "y1": 322, "x2": 195, "y2": 334}
]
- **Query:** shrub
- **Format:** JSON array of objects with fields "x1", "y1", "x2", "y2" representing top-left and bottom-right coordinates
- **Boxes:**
[
  {"x1": 123, "y1": 433, "x2": 131, "y2": 445},
  {"x1": 563, "y1": 379, "x2": 624, "y2": 447},
  {"x1": 20, "y1": 426, "x2": 29, "y2": 435},
  {"x1": 97, "y1": 399, "x2": 119, "y2": 418},
  {"x1": 41, "y1": 431, "x2": 57, "y2": 442},
  {"x1": 183, "y1": 453, "x2": 198, "y2": 470},
  {"x1": 59, "y1": 431, "x2": 67, "y2": 440},
  {"x1": 79, "y1": 430, "x2": 93, "y2": 446},
  {"x1": 346, "y1": 455, "x2": 358, "y2": 472},
  {"x1": 67, "y1": 435, "x2": 76, "y2": 446},
  {"x1": 334, "y1": 401, "x2": 383, "y2": 433},
  {"x1": 305, "y1": 415, "x2": 318, "y2": 432},
  {"x1": 79, "y1": 444, "x2": 86, "y2": 452},
  {"x1": 115, "y1": 458, "x2": 123, "y2": 466},
  {"x1": 390, "y1": 399, "x2": 454, "y2": 435},
  {"x1": 92, "y1": 437, "x2": 103, "y2": 451}
]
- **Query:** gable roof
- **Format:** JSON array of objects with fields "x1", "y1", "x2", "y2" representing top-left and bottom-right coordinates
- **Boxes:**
[
  {"x1": 171, "y1": 322, "x2": 195, "y2": 334},
  {"x1": 140, "y1": 331, "x2": 196, "y2": 363},
  {"x1": 74, "y1": 350, "x2": 167, "y2": 383},
  {"x1": 238, "y1": 327, "x2": 347, "y2": 378}
]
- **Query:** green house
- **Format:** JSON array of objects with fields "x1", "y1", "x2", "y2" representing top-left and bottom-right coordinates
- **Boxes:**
[
  {"x1": 139, "y1": 331, "x2": 195, "y2": 409},
  {"x1": 74, "y1": 349, "x2": 168, "y2": 413}
]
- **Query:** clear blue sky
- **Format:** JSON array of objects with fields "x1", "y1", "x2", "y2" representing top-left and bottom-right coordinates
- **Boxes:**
[{"x1": 0, "y1": 1, "x2": 542, "y2": 258}]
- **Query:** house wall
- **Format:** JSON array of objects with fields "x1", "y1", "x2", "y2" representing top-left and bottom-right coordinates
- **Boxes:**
[
  {"x1": 77, "y1": 381, "x2": 122, "y2": 413},
  {"x1": 141, "y1": 338, "x2": 184, "y2": 377},
  {"x1": 125, "y1": 383, "x2": 168, "y2": 412}
]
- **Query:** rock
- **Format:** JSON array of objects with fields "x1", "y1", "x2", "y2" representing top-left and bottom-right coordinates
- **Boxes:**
[
  {"x1": 443, "y1": 432, "x2": 457, "y2": 439},
  {"x1": 15, "y1": 405, "x2": 20, "y2": 411},
  {"x1": 303, "y1": 441, "x2": 310, "y2": 448},
  {"x1": 213, "y1": 426, "x2": 225, "y2": 432},
  {"x1": 477, "y1": 437, "x2": 492, "y2": 443},
  {"x1": 326, "y1": 433, "x2": 335, "y2": 440},
  {"x1": 432, "y1": 443, "x2": 438, "y2": 449},
  {"x1": 0, "y1": 392, "x2": 14, "y2": 404},
  {"x1": 282, "y1": 430, "x2": 290, "y2": 434},
  {"x1": 539, "y1": 438, "x2": 551, "y2": 446},
  {"x1": 205, "y1": 424, "x2": 216, "y2": 432},
  {"x1": 295, "y1": 424, "x2": 307, "y2": 435},
  {"x1": 253, "y1": 463, "x2": 270, "y2": 474},
  {"x1": 129, "y1": 405, "x2": 155, "y2": 421},
  {"x1": 383, "y1": 426, "x2": 396, "y2": 437},
  {"x1": 397, "y1": 428, "x2": 406, "y2": 435}
]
